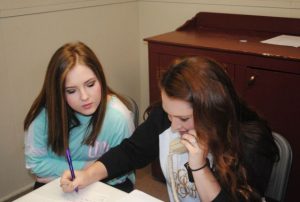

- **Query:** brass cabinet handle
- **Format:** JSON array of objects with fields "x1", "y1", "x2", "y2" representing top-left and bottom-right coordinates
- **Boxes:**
[{"x1": 248, "y1": 75, "x2": 256, "y2": 86}]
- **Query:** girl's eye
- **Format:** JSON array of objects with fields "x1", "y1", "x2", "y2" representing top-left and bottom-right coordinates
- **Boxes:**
[
  {"x1": 66, "y1": 89, "x2": 76, "y2": 94},
  {"x1": 87, "y1": 81, "x2": 95, "y2": 87},
  {"x1": 180, "y1": 118, "x2": 189, "y2": 122}
]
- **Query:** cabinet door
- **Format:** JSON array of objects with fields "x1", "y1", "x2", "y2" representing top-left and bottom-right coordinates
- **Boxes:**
[
  {"x1": 238, "y1": 66, "x2": 300, "y2": 140},
  {"x1": 237, "y1": 66, "x2": 300, "y2": 200}
]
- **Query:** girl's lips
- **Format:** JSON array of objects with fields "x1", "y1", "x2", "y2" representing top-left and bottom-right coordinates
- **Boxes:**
[{"x1": 82, "y1": 103, "x2": 92, "y2": 109}]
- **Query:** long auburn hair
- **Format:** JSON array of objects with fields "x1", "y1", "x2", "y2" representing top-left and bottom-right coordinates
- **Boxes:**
[
  {"x1": 24, "y1": 41, "x2": 113, "y2": 155},
  {"x1": 159, "y1": 56, "x2": 274, "y2": 201}
]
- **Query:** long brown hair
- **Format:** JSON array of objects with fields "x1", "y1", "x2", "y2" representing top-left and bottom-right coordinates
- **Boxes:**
[
  {"x1": 159, "y1": 56, "x2": 270, "y2": 201},
  {"x1": 24, "y1": 41, "x2": 113, "y2": 155}
]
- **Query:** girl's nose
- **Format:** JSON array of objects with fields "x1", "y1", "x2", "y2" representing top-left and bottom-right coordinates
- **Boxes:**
[
  {"x1": 170, "y1": 118, "x2": 182, "y2": 132},
  {"x1": 79, "y1": 89, "x2": 89, "y2": 101}
]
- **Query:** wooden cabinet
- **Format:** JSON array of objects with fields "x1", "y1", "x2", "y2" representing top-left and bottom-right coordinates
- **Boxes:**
[{"x1": 144, "y1": 12, "x2": 300, "y2": 201}]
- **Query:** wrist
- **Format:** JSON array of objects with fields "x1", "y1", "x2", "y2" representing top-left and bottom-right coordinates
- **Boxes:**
[
  {"x1": 87, "y1": 161, "x2": 108, "y2": 183},
  {"x1": 186, "y1": 158, "x2": 209, "y2": 172},
  {"x1": 184, "y1": 158, "x2": 209, "y2": 183}
]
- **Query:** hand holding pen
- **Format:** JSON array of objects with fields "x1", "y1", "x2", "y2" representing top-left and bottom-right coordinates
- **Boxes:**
[{"x1": 65, "y1": 148, "x2": 79, "y2": 193}]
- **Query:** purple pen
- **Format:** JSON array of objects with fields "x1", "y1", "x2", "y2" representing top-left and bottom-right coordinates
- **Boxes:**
[{"x1": 66, "y1": 148, "x2": 79, "y2": 193}]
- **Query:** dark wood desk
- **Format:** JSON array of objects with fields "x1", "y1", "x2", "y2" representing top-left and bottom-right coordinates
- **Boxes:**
[{"x1": 144, "y1": 12, "x2": 300, "y2": 201}]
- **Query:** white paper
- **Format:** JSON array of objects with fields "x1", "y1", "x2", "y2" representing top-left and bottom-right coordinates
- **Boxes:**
[
  {"x1": 14, "y1": 178, "x2": 127, "y2": 202},
  {"x1": 261, "y1": 34, "x2": 300, "y2": 48},
  {"x1": 14, "y1": 179, "x2": 162, "y2": 202},
  {"x1": 116, "y1": 190, "x2": 163, "y2": 202}
]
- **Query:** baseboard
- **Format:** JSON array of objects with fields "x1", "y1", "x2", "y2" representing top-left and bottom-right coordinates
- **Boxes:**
[{"x1": 0, "y1": 183, "x2": 33, "y2": 202}]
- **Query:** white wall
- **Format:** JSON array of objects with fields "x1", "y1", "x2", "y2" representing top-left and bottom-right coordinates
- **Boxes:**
[
  {"x1": 0, "y1": 0, "x2": 139, "y2": 200},
  {"x1": 1, "y1": 0, "x2": 299, "y2": 200}
]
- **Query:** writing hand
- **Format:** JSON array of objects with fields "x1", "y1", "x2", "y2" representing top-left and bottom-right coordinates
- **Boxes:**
[{"x1": 60, "y1": 170, "x2": 86, "y2": 193}]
